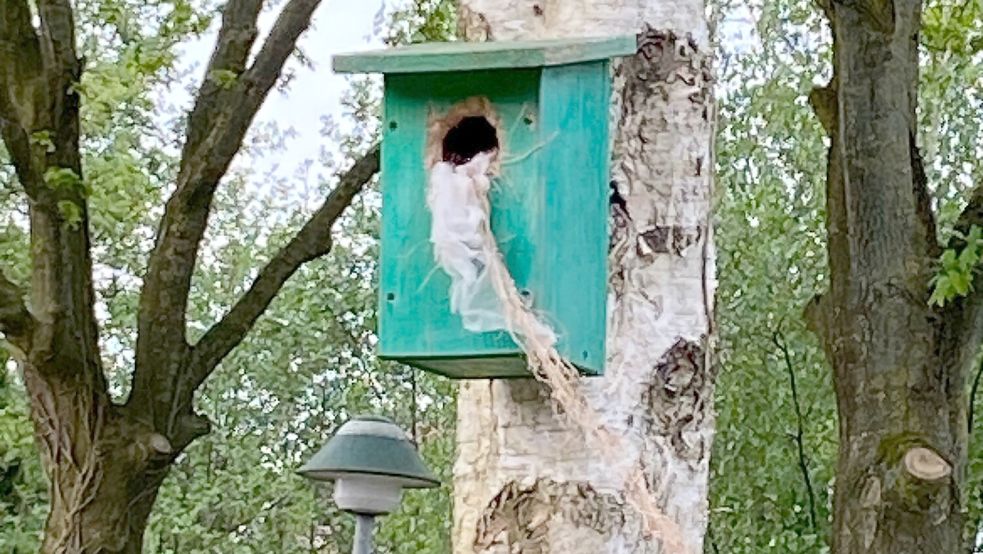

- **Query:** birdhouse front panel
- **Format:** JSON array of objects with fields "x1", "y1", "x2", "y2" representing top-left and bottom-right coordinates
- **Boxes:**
[
  {"x1": 333, "y1": 38, "x2": 636, "y2": 379},
  {"x1": 379, "y1": 68, "x2": 543, "y2": 378}
]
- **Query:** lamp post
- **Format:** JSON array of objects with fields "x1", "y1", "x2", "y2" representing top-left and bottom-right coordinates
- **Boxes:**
[{"x1": 298, "y1": 415, "x2": 439, "y2": 554}]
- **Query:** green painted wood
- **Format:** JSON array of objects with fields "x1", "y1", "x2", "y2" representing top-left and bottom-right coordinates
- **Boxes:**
[
  {"x1": 535, "y1": 61, "x2": 610, "y2": 374},
  {"x1": 378, "y1": 68, "x2": 541, "y2": 376},
  {"x1": 396, "y1": 356, "x2": 532, "y2": 379},
  {"x1": 334, "y1": 36, "x2": 635, "y2": 74},
  {"x1": 376, "y1": 62, "x2": 611, "y2": 378}
]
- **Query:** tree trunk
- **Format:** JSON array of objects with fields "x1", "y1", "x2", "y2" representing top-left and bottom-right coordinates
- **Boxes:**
[
  {"x1": 40, "y1": 463, "x2": 165, "y2": 554},
  {"x1": 453, "y1": 2, "x2": 715, "y2": 553},
  {"x1": 809, "y1": 1, "x2": 968, "y2": 552},
  {"x1": 23, "y1": 362, "x2": 174, "y2": 554}
]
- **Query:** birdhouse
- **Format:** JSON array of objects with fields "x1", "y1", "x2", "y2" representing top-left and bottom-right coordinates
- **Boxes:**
[{"x1": 334, "y1": 37, "x2": 635, "y2": 378}]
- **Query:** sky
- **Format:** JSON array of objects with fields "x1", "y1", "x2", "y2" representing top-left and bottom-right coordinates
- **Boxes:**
[
  {"x1": 249, "y1": 1, "x2": 384, "y2": 173},
  {"x1": 175, "y1": 0, "x2": 386, "y2": 191}
]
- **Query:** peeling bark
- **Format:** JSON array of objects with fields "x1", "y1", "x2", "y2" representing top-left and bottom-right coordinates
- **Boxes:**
[
  {"x1": 453, "y1": 1, "x2": 715, "y2": 552},
  {"x1": 476, "y1": 479, "x2": 629, "y2": 553}
]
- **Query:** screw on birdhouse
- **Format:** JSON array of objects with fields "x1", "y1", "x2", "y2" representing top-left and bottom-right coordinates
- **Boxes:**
[
  {"x1": 389, "y1": 120, "x2": 398, "y2": 130},
  {"x1": 533, "y1": 4, "x2": 544, "y2": 16},
  {"x1": 519, "y1": 289, "x2": 534, "y2": 308}
]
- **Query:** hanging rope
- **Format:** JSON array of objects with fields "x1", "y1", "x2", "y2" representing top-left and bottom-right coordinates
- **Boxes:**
[{"x1": 427, "y1": 153, "x2": 687, "y2": 552}]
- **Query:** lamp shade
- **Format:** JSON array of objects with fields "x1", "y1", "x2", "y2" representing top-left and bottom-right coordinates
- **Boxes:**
[{"x1": 298, "y1": 415, "x2": 439, "y2": 514}]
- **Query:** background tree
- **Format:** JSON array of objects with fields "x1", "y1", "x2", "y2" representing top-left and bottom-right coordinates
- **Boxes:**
[
  {"x1": 0, "y1": 0, "x2": 413, "y2": 550},
  {"x1": 710, "y1": 0, "x2": 983, "y2": 552},
  {"x1": 807, "y1": 0, "x2": 980, "y2": 550},
  {"x1": 1, "y1": 1, "x2": 458, "y2": 551}
]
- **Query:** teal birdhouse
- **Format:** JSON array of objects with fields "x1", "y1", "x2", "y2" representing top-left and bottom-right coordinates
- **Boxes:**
[{"x1": 334, "y1": 37, "x2": 635, "y2": 379}]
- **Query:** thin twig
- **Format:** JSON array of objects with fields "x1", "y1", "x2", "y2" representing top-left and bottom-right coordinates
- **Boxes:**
[
  {"x1": 772, "y1": 329, "x2": 818, "y2": 533},
  {"x1": 707, "y1": 520, "x2": 722, "y2": 554}
]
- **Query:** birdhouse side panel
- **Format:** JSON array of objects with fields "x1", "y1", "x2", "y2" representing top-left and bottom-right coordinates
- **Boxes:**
[
  {"x1": 377, "y1": 69, "x2": 545, "y2": 366},
  {"x1": 533, "y1": 62, "x2": 612, "y2": 376}
]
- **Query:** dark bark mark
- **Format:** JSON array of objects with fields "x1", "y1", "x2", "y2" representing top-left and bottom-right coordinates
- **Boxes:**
[
  {"x1": 910, "y1": 131, "x2": 940, "y2": 259},
  {"x1": 635, "y1": 27, "x2": 700, "y2": 85},
  {"x1": 969, "y1": 356, "x2": 983, "y2": 433},
  {"x1": 475, "y1": 479, "x2": 627, "y2": 552},
  {"x1": 642, "y1": 337, "x2": 709, "y2": 462},
  {"x1": 638, "y1": 225, "x2": 702, "y2": 258},
  {"x1": 628, "y1": 26, "x2": 714, "y2": 113},
  {"x1": 457, "y1": 5, "x2": 493, "y2": 42}
]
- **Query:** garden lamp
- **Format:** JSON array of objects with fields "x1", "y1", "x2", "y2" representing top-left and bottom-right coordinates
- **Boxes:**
[{"x1": 298, "y1": 415, "x2": 439, "y2": 554}]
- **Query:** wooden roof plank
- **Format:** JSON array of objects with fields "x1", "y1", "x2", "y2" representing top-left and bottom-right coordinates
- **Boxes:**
[{"x1": 333, "y1": 36, "x2": 637, "y2": 74}]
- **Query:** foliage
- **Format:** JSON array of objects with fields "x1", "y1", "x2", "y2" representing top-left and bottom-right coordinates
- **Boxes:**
[
  {"x1": 709, "y1": 2, "x2": 834, "y2": 551},
  {"x1": 931, "y1": 226, "x2": 983, "y2": 306},
  {"x1": 0, "y1": 365, "x2": 47, "y2": 553},
  {"x1": 0, "y1": 0, "x2": 457, "y2": 552}
]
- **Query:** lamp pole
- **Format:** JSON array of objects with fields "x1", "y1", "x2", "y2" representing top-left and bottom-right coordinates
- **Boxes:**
[{"x1": 353, "y1": 514, "x2": 375, "y2": 554}]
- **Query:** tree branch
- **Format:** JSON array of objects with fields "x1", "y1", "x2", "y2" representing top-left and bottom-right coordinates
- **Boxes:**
[
  {"x1": 2, "y1": 0, "x2": 98, "y2": 380},
  {"x1": 134, "y1": 0, "x2": 325, "y2": 400},
  {"x1": 188, "y1": 145, "x2": 380, "y2": 390},
  {"x1": 36, "y1": 0, "x2": 78, "y2": 79},
  {"x1": 772, "y1": 329, "x2": 819, "y2": 534},
  {"x1": 0, "y1": 0, "x2": 45, "y2": 197},
  {"x1": 183, "y1": 0, "x2": 263, "y2": 157},
  {"x1": 0, "y1": 269, "x2": 33, "y2": 351}
]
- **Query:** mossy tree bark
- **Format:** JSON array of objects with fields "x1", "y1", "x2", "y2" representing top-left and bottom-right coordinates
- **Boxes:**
[
  {"x1": 808, "y1": 1, "x2": 975, "y2": 551},
  {"x1": 0, "y1": 1, "x2": 380, "y2": 551}
]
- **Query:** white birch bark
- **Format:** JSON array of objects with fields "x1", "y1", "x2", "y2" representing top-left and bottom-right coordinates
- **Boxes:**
[{"x1": 452, "y1": 1, "x2": 715, "y2": 553}]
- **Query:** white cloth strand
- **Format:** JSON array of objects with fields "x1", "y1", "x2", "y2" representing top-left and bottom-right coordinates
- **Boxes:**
[{"x1": 427, "y1": 152, "x2": 554, "y2": 344}]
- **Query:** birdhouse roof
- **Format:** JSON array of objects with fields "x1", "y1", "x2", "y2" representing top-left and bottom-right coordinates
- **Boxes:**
[{"x1": 333, "y1": 36, "x2": 636, "y2": 74}]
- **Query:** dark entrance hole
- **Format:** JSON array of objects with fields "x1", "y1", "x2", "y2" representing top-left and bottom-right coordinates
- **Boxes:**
[{"x1": 442, "y1": 116, "x2": 499, "y2": 166}]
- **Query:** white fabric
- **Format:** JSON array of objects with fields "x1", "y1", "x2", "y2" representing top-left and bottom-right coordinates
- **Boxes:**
[{"x1": 427, "y1": 152, "x2": 509, "y2": 333}]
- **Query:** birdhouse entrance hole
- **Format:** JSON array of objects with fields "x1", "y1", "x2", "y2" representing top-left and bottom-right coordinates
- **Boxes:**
[
  {"x1": 442, "y1": 116, "x2": 499, "y2": 166},
  {"x1": 426, "y1": 97, "x2": 502, "y2": 171}
]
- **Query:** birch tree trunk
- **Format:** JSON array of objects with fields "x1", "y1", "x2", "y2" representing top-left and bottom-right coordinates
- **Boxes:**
[{"x1": 452, "y1": 2, "x2": 715, "y2": 552}]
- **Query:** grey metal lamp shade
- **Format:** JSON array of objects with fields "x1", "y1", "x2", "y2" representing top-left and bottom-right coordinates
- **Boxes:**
[{"x1": 298, "y1": 415, "x2": 439, "y2": 489}]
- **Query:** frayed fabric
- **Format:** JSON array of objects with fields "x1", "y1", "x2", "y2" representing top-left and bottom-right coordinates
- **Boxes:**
[{"x1": 427, "y1": 152, "x2": 510, "y2": 333}]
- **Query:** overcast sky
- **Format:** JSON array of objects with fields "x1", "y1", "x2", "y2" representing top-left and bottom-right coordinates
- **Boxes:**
[{"x1": 173, "y1": 0, "x2": 385, "y2": 193}]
